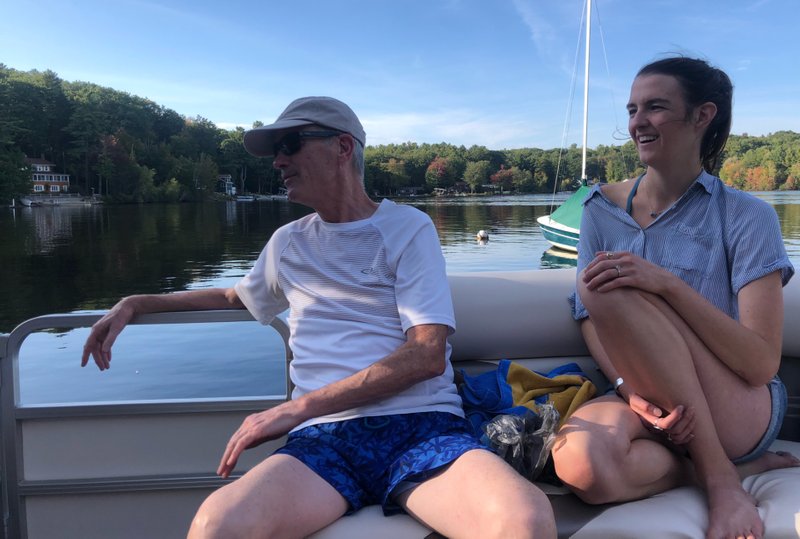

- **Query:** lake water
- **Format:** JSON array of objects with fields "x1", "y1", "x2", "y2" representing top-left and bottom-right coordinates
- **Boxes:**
[{"x1": 5, "y1": 191, "x2": 800, "y2": 404}]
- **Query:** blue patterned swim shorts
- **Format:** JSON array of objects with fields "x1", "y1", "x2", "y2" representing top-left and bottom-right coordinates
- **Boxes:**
[{"x1": 275, "y1": 412, "x2": 488, "y2": 515}]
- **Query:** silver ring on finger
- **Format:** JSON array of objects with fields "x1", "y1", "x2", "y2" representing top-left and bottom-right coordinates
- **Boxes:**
[
  {"x1": 606, "y1": 251, "x2": 614, "y2": 259},
  {"x1": 653, "y1": 418, "x2": 663, "y2": 431},
  {"x1": 615, "y1": 265, "x2": 622, "y2": 278}
]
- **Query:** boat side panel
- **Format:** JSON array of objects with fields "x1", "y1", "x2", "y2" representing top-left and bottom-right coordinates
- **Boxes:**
[
  {"x1": 21, "y1": 411, "x2": 284, "y2": 481},
  {"x1": 778, "y1": 356, "x2": 800, "y2": 441},
  {"x1": 26, "y1": 489, "x2": 210, "y2": 539},
  {"x1": 771, "y1": 275, "x2": 799, "y2": 442}
]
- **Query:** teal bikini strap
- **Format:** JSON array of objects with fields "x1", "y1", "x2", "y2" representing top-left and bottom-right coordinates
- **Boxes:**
[{"x1": 625, "y1": 173, "x2": 646, "y2": 215}]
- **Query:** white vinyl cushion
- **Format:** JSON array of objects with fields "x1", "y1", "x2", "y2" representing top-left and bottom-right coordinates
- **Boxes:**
[
  {"x1": 569, "y1": 440, "x2": 800, "y2": 538},
  {"x1": 310, "y1": 269, "x2": 800, "y2": 538}
]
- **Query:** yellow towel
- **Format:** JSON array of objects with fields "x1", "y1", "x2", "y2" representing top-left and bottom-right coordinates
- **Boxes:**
[{"x1": 506, "y1": 362, "x2": 596, "y2": 425}]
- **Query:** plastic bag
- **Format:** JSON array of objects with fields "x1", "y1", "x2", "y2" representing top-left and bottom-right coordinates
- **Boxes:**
[{"x1": 481, "y1": 404, "x2": 560, "y2": 481}]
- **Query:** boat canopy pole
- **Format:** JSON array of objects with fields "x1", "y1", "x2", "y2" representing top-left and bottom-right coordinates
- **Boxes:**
[{"x1": 581, "y1": 0, "x2": 591, "y2": 184}]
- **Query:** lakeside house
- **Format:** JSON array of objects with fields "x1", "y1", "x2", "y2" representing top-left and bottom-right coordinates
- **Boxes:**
[
  {"x1": 25, "y1": 157, "x2": 71, "y2": 194},
  {"x1": 217, "y1": 174, "x2": 235, "y2": 196}
]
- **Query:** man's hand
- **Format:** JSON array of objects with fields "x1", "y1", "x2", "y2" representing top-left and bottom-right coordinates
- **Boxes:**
[
  {"x1": 81, "y1": 298, "x2": 137, "y2": 371},
  {"x1": 217, "y1": 401, "x2": 305, "y2": 478},
  {"x1": 80, "y1": 288, "x2": 242, "y2": 372},
  {"x1": 214, "y1": 323, "x2": 449, "y2": 478}
]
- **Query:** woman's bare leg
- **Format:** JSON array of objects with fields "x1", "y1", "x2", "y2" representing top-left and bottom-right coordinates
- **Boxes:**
[
  {"x1": 563, "y1": 280, "x2": 774, "y2": 538},
  {"x1": 554, "y1": 395, "x2": 693, "y2": 504}
]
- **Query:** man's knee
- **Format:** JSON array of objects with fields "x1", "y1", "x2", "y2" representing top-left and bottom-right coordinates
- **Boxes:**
[
  {"x1": 188, "y1": 494, "x2": 226, "y2": 539},
  {"x1": 188, "y1": 490, "x2": 277, "y2": 539},
  {"x1": 483, "y1": 490, "x2": 556, "y2": 539},
  {"x1": 465, "y1": 466, "x2": 556, "y2": 539},
  {"x1": 513, "y1": 495, "x2": 557, "y2": 539}
]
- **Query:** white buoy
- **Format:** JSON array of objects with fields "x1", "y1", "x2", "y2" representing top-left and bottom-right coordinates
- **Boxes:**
[{"x1": 476, "y1": 230, "x2": 489, "y2": 241}]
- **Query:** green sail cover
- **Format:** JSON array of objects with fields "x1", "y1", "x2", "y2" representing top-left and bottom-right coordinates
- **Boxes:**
[{"x1": 548, "y1": 184, "x2": 592, "y2": 230}]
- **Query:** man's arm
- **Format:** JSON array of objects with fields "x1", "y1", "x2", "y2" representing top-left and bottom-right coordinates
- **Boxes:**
[
  {"x1": 217, "y1": 323, "x2": 448, "y2": 478},
  {"x1": 81, "y1": 288, "x2": 244, "y2": 371}
]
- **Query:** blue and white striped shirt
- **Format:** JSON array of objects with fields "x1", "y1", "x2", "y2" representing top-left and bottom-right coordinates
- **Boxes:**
[{"x1": 571, "y1": 170, "x2": 794, "y2": 320}]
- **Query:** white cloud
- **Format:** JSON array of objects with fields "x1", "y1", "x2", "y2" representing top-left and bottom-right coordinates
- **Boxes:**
[{"x1": 362, "y1": 109, "x2": 544, "y2": 149}]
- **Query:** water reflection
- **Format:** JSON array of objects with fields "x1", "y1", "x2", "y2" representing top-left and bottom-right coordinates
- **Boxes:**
[
  {"x1": 19, "y1": 321, "x2": 288, "y2": 405},
  {"x1": 541, "y1": 248, "x2": 579, "y2": 269},
  {"x1": 7, "y1": 192, "x2": 800, "y2": 404},
  {"x1": 409, "y1": 195, "x2": 562, "y2": 273},
  {"x1": 4, "y1": 192, "x2": 800, "y2": 331},
  {"x1": 0, "y1": 201, "x2": 312, "y2": 332},
  {"x1": 767, "y1": 197, "x2": 800, "y2": 263}
]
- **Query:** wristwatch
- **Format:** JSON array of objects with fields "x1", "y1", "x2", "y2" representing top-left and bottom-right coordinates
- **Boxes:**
[{"x1": 613, "y1": 377, "x2": 625, "y2": 398}]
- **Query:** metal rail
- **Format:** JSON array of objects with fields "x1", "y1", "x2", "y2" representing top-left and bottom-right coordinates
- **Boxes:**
[{"x1": 0, "y1": 310, "x2": 292, "y2": 539}]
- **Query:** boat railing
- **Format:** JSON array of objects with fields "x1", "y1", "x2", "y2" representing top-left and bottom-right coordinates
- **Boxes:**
[{"x1": 0, "y1": 310, "x2": 292, "y2": 539}]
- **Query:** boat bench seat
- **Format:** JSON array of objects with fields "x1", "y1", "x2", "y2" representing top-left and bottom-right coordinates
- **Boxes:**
[
  {"x1": 4, "y1": 269, "x2": 798, "y2": 538},
  {"x1": 312, "y1": 269, "x2": 800, "y2": 538}
]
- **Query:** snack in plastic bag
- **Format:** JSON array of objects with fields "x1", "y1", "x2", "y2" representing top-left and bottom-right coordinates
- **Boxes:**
[{"x1": 481, "y1": 403, "x2": 560, "y2": 481}]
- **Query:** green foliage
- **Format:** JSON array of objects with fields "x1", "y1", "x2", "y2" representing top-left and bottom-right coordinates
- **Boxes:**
[
  {"x1": 1, "y1": 64, "x2": 798, "y2": 204},
  {"x1": 0, "y1": 148, "x2": 30, "y2": 203},
  {"x1": 193, "y1": 153, "x2": 220, "y2": 197},
  {"x1": 158, "y1": 178, "x2": 182, "y2": 202},
  {"x1": 0, "y1": 67, "x2": 33, "y2": 202},
  {"x1": 463, "y1": 160, "x2": 492, "y2": 192}
]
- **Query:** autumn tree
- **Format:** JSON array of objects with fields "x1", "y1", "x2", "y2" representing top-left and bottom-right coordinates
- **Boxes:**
[
  {"x1": 490, "y1": 166, "x2": 515, "y2": 192},
  {"x1": 745, "y1": 164, "x2": 777, "y2": 191},
  {"x1": 425, "y1": 156, "x2": 456, "y2": 189}
]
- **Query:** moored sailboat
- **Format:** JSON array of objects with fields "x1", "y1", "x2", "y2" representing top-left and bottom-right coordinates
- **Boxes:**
[
  {"x1": 537, "y1": 0, "x2": 595, "y2": 253},
  {"x1": 537, "y1": 184, "x2": 590, "y2": 251}
]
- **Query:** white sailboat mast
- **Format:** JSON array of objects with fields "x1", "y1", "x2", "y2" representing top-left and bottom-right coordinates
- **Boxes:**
[{"x1": 580, "y1": 0, "x2": 591, "y2": 183}]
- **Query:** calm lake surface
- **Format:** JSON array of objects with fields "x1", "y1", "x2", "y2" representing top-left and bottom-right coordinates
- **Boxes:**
[{"x1": 5, "y1": 192, "x2": 800, "y2": 404}]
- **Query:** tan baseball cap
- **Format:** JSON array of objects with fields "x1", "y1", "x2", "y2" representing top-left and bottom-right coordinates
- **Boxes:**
[{"x1": 243, "y1": 96, "x2": 366, "y2": 157}]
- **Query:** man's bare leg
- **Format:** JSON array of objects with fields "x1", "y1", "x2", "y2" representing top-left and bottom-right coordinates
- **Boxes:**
[
  {"x1": 397, "y1": 449, "x2": 556, "y2": 539},
  {"x1": 188, "y1": 454, "x2": 347, "y2": 539}
]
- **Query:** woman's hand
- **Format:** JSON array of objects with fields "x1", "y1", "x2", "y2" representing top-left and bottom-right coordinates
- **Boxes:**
[
  {"x1": 582, "y1": 251, "x2": 674, "y2": 295},
  {"x1": 625, "y1": 391, "x2": 696, "y2": 445}
]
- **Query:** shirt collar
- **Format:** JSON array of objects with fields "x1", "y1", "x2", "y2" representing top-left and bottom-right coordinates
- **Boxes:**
[
  {"x1": 694, "y1": 169, "x2": 716, "y2": 194},
  {"x1": 585, "y1": 169, "x2": 716, "y2": 207}
]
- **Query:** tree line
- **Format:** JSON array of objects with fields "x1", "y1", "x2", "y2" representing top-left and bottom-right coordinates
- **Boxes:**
[{"x1": 2, "y1": 65, "x2": 798, "y2": 204}]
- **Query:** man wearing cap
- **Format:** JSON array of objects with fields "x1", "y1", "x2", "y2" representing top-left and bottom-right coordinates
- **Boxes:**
[{"x1": 82, "y1": 96, "x2": 556, "y2": 538}]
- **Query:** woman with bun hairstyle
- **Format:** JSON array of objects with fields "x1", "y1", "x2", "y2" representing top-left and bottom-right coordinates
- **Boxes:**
[{"x1": 552, "y1": 57, "x2": 799, "y2": 539}]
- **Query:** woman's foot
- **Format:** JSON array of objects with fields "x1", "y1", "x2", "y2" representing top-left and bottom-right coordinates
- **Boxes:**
[
  {"x1": 705, "y1": 482, "x2": 762, "y2": 539},
  {"x1": 737, "y1": 450, "x2": 800, "y2": 479}
]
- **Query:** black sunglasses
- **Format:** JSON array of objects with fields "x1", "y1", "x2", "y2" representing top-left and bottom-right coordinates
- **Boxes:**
[{"x1": 272, "y1": 130, "x2": 342, "y2": 157}]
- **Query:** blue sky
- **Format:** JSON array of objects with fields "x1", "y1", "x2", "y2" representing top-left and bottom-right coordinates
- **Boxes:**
[{"x1": 2, "y1": 0, "x2": 797, "y2": 150}]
